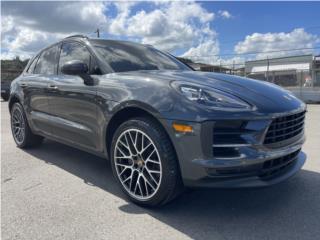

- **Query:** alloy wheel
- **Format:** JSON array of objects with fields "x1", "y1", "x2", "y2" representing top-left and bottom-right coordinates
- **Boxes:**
[
  {"x1": 11, "y1": 107, "x2": 26, "y2": 145},
  {"x1": 114, "y1": 129, "x2": 162, "y2": 200}
]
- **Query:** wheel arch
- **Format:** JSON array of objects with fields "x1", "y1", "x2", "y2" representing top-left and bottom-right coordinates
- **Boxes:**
[
  {"x1": 8, "y1": 94, "x2": 22, "y2": 112},
  {"x1": 105, "y1": 104, "x2": 175, "y2": 159}
]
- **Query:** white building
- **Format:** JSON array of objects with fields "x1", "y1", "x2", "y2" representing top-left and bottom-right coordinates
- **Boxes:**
[{"x1": 245, "y1": 55, "x2": 320, "y2": 102}]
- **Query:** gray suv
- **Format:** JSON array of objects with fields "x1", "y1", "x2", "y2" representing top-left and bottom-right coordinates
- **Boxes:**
[{"x1": 9, "y1": 35, "x2": 306, "y2": 206}]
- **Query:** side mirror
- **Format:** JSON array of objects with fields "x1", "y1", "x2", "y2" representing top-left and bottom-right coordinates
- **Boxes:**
[
  {"x1": 61, "y1": 60, "x2": 94, "y2": 86},
  {"x1": 61, "y1": 60, "x2": 88, "y2": 75}
]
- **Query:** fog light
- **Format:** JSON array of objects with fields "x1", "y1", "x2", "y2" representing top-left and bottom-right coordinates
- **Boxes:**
[{"x1": 172, "y1": 123, "x2": 193, "y2": 133}]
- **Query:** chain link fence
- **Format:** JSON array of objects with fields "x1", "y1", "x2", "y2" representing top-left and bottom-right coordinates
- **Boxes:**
[
  {"x1": 183, "y1": 55, "x2": 320, "y2": 103},
  {"x1": 243, "y1": 69, "x2": 320, "y2": 103}
]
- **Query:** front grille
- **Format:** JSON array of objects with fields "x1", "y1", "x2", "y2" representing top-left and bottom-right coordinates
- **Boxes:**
[
  {"x1": 213, "y1": 120, "x2": 247, "y2": 145},
  {"x1": 212, "y1": 147, "x2": 240, "y2": 158},
  {"x1": 259, "y1": 149, "x2": 300, "y2": 179},
  {"x1": 212, "y1": 120, "x2": 247, "y2": 158},
  {"x1": 264, "y1": 111, "x2": 305, "y2": 144},
  {"x1": 207, "y1": 149, "x2": 301, "y2": 179}
]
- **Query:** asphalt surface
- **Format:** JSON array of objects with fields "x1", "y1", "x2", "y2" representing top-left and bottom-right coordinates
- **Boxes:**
[{"x1": 1, "y1": 101, "x2": 320, "y2": 240}]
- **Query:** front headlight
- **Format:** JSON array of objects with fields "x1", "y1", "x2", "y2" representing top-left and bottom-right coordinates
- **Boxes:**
[{"x1": 172, "y1": 82, "x2": 253, "y2": 111}]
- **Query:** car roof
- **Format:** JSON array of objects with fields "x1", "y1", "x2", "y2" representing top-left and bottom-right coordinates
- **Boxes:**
[
  {"x1": 27, "y1": 36, "x2": 157, "y2": 74},
  {"x1": 88, "y1": 38, "x2": 153, "y2": 48},
  {"x1": 62, "y1": 35, "x2": 146, "y2": 46},
  {"x1": 35, "y1": 35, "x2": 153, "y2": 57}
]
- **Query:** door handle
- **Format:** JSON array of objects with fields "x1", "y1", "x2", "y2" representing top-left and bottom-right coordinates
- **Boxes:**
[
  {"x1": 20, "y1": 83, "x2": 28, "y2": 88},
  {"x1": 48, "y1": 84, "x2": 58, "y2": 90}
]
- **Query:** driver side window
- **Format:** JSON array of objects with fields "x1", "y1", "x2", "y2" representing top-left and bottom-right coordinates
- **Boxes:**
[
  {"x1": 26, "y1": 55, "x2": 40, "y2": 74},
  {"x1": 34, "y1": 45, "x2": 59, "y2": 75}
]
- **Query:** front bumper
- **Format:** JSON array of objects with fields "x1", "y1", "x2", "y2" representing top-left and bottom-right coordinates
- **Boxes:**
[
  {"x1": 160, "y1": 110, "x2": 306, "y2": 188},
  {"x1": 186, "y1": 151, "x2": 305, "y2": 188}
]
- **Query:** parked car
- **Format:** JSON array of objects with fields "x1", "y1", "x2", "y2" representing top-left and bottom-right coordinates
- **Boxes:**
[
  {"x1": 1, "y1": 81, "x2": 10, "y2": 101},
  {"x1": 9, "y1": 35, "x2": 306, "y2": 206}
]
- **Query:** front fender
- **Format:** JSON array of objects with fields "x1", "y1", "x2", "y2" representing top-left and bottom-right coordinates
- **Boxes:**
[
  {"x1": 98, "y1": 99, "x2": 170, "y2": 156},
  {"x1": 8, "y1": 80, "x2": 24, "y2": 111},
  {"x1": 109, "y1": 100, "x2": 166, "y2": 119}
]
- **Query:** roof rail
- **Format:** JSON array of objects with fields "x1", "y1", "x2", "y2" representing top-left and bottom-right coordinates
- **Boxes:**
[{"x1": 64, "y1": 34, "x2": 88, "y2": 39}]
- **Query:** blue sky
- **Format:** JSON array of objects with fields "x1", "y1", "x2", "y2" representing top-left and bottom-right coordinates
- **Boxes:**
[
  {"x1": 2, "y1": 1, "x2": 320, "y2": 65},
  {"x1": 201, "y1": 1, "x2": 320, "y2": 54}
]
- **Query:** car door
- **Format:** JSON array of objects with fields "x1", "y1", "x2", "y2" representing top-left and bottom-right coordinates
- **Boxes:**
[
  {"x1": 46, "y1": 41, "x2": 100, "y2": 151},
  {"x1": 21, "y1": 46, "x2": 59, "y2": 136}
]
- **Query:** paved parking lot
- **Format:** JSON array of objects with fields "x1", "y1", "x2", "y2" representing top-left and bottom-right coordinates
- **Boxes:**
[{"x1": 1, "y1": 101, "x2": 320, "y2": 240}]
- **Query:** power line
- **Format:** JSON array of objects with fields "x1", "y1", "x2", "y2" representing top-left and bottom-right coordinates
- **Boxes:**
[
  {"x1": 185, "y1": 46, "x2": 320, "y2": 57},
  {"x1": 216, "y1": 59, "x2": 317, "y2": 66},
  {"x1": 185, "y1": 54, "x2": 320, "y2": 68}
]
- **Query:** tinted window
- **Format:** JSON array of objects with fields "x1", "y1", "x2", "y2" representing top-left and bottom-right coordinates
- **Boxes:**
[
  {"x1": 26, "y1": 55, "x2": 39, "y2": 74},
  {"x1": 59, "y1": 42, "x2": 91, "y2": 73},
  {"x1": 92, "y1": 41, "x2": 190, "y2": 72},
  {"x1": 34, "y1": 45, "x2": 59, "y2": 74}
]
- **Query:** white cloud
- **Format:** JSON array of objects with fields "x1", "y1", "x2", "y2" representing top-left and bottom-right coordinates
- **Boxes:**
[
  {"x1": 1, "y1": 2, "x2": 109, "y2": 59},
  {"x1": 128, "y1": 10, "x2": 168, "y2": 37},
  {"x1": 234, "y1": 28, "x2": 320, "y2": 59},
  {"x1": 1, "y1": 1, "x2": 219, "y2": 59},
  {"x1": 1, "y1": 2, "x2": 108, "y2": 34},
  {"x1": 181, "y1": 44, "x2": 246, "y2": 69},
  {"x1": 1, "y1": 15, "x2": 14, "y2": 33},
  {"x1": 109, "y1": 2, "x2": 136, "y2": 35},
  {"x1": 218, "y1": 10, "x2": 232, "y2": 19},
  {"x1": 181, "y1": 40, "x2": 219, "y2": 64},
  {"x1": 109, "y1": 1, "x2": 217, "y2": 53},
  {"x1": 165, "y1": 1, "x2": 214, "y2": 23}
]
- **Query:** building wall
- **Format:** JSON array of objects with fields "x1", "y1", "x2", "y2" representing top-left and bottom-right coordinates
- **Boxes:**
[
  {"x1": 1, "y1": 58, "x2": 28, "y2": 83},
  {"x1": 245, "y1": 55, "x2": 320, "y2": 103},
  {"x1": 245, "y1": 55, "x2": 313, "y2": 73},
  {"x1": 312, "y1": 57, "x2": 320, "y2": 86}
]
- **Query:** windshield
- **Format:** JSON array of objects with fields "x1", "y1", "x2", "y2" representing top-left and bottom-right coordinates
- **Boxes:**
[{"x1": 92, "y1": 40, "x2": 191, "y2": 72}]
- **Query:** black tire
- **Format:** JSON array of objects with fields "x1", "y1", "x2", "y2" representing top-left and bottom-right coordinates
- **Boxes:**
[
  {"x1": 1, "y1": 93, "x2": 9, "y2": 101},
  {"x1": 110, "y1": 117, "x2": 183, "y2": 207},
  {"x1": 10, "y1": 102, "x2": 43, "y2": 148}
]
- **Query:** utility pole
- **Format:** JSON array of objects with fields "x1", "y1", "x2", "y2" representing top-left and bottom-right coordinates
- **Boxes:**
[
  {"x1": 95, "y1": 28, "x2": 100, "y2": 38},
  {"x1": 232, "y1": 60, "x2": 235, "y2": 75},
  {"x1": 266, "y1": 56, "x2": 270, "y2": 82}
]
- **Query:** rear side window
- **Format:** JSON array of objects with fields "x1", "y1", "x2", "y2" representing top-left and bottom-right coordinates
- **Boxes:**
[
  {"x1": 59, "y1": 42, "x2": 91, "y2": 73},
  {"x1": 34, "y1": 45, "x2": 59, "y2": 74},
  {"x1": 26, "y1": 55, "x2": 40, "y2": 74}
]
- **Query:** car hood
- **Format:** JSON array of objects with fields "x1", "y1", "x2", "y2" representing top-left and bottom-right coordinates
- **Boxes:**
[{"x1": 110, "y1": 70, "x2": 305, "y2": 114}]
